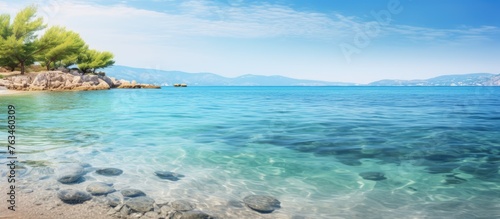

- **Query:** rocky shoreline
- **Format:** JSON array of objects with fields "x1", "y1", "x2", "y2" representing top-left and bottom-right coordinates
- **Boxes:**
[{"x1": 0, "y1": 71, "x2": 160, "y2": 91}]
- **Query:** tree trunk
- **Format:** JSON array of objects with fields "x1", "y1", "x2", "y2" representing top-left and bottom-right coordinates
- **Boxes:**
[
  {"x1": 20, "y1": 62, "x2": 25, "y2": 74},
  {"x1": 46, "y1": 61, "x2": 52, "y2": 71}
]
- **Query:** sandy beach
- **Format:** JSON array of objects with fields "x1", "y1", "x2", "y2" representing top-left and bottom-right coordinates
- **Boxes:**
[
  {"x1": 0, "y1": 87, "x2": 26, "y2": 96},
  {"x1": 0, "y1": 187, "x2": 113, "y2": 219}
]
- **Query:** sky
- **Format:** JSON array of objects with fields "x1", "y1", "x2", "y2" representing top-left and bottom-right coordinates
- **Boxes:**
[{"x1": 1, "y1": 0, "x2": 499, "y2": 83}]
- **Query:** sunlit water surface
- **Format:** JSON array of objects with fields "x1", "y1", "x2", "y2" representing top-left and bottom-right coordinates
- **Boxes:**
[{"x1": 1, "y1": 87, "x2": 500, "y2": 218}]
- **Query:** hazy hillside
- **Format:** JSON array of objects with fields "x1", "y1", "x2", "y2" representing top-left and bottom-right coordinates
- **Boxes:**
[
  {"x1": 369, "y1": 73, "x2": 500, "y2": 86},
  {"x1": 103, "y1": 66, "x2": 500, "y2": 86},
  {"x1": 103, "y1": 65, "x2": 353, "y2": 86}
]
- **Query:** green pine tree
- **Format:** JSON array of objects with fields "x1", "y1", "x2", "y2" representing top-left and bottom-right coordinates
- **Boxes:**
[
  {"x1": 36, "y1": 26, "x2": 86, "y2": 70},
  {"x1": 78, "y1": 49, "x2": 115, "y2": 73},
  {"x1": 0, "y1": 5, "x2": 46, "y2": 74}
]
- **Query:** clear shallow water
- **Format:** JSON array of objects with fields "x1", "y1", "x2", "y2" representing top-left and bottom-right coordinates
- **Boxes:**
[{"x1": 1, "y1": 87, "x2": 500, "y2": 218}]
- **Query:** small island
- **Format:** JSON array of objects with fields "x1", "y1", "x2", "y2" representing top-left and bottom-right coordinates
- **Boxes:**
[{"x1": 173, "y1": 83, "x2": 188, "y2": 87}]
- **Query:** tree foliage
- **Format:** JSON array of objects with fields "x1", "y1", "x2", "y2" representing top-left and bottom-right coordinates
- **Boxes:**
[
  {"x1": 0, "y1": 6, "x2": 115, "y2": 74},
  {"x1": 37, "y1": 26, "x2": 86, "y2": 70},
  {"x1": 0, "y1": 15, "x2": 16, "y2": 70},
  {"x1": 11, "y1": 5, "x2": 45, "y2": 41},
  {"x1": 0, "y1": 14, "x2": 11, "y2": 38},
  {"x1": 0, "y1": 5, "x2": 46, "y2": 74},
  {"x1": 60, "y1": 52, "x2": 82, "y2": 68},
  {"x1": 78, "y1": 49, "x2": 115, "y2": 73}
]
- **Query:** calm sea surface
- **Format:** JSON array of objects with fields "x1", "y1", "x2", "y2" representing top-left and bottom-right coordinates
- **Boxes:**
[{"x1": 1, "y1": 87, "x2": 500, "y2": 218}]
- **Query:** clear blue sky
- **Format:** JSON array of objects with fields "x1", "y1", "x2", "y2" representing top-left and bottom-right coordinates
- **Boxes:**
[{"x1": 1, "y1": 0, "x2": 499, "y2": 83}]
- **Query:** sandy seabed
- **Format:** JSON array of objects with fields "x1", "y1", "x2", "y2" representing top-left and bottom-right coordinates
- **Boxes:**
[
  {"x1": 0, "y1": 176, "x2": 292, "y2": 219},
  {"x1": 0, "y1": 186, "x2": 113, "y2": 219}
]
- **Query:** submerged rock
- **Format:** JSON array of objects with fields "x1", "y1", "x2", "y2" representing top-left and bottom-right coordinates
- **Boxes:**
[
  {"x1": 160, "y1": 205, "x2": 175, "y2": 217},
  {"x1": 125, "y1": 196, "x2": 155, "y2": 212},
  {"x1": 57, "y1": 189, "x2": 92, "y2": 204},
  {"x1": 487, "y1": 155, "x2": 500, "y2": 162},
  {"x1": 426, "y1": 163, "x2": 460, "y2": 174},
  {"x1": 107, "y1": 192, "x2": 123, "y2": 207},
  {"x1": 57, "y1": 165, "x2": 86, "y2": 184},
  {"x1": 57, "y1": 173, "x2": 85, "y2": 184},
  {"x1": 459, "y1": 162, "x2": 499, "y2": 178},
  {"x1": 243, "y1": 195, "x2": 281, "y2": 213},
  {"x1": 178, "y1": 210, "x2": 215, "y2": 219},
  {"x1": 227, "y1": 200, "x2": 244, "y2": 208},
  {"x1": 121, "y1": 189, "x2": 146, "y2": 197},
  {"x1": 120, "y1": 205, "x2": 130, "y2": 216},
  {"x1": 171, "y1": 200, "x2": 195, "y2": 211},
  {"x1": 443, "y1": 175, "x2": 467, "y2": 185},
  {"x1": 155, "y1": 171, "x2": 185, "y2": 181},
  {"x1": 337, "y1": 158, "x2": 362, "y2": 166},
  {"x1": 96, "y1": 168, "x2": 123, "y2": 176},
  {"x1": 425, "y1": 154, "x2": 459, "y2": 162},
  {"x1": 359, "y1": 172, "x2": 387, "y2": 181},
  {"x1": 86, "y1": 182, "x2": 115, "y2": 195}
]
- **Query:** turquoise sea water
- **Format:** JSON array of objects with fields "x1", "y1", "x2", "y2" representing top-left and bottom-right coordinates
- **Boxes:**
[{"x1": 1, "y1": 87, "x2": 500, "y2": 218}]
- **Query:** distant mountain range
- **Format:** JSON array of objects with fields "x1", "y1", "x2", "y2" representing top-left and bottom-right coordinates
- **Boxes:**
[
  {"x1": 104, "y1": 65, "x2": 500, "y2": 86},
  {"x1": 104, "y1": 65, "x2": 352, "y2": 86},
  {"x1": 369, "y1": 73, "x2": 500, "y2": 86}
]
